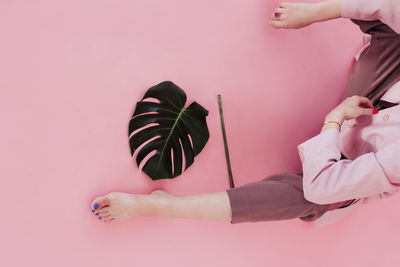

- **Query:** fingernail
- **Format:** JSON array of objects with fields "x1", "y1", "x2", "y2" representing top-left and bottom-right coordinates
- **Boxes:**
[
  {"x1": 373, "y1": 109, "x2": 379, "y2": 114},
  {"x1": 93, "y1": 203, "x2": 99, "y2": 210},
  {"x1": 91, "y1": 209, "x2": 95, "y2": 213},
  {"x1": 95, "y1": 213, "x2": 99, "y2": 216},
  {"x1": 98, "y1": 217, "x2": 102, "y2": 220}
]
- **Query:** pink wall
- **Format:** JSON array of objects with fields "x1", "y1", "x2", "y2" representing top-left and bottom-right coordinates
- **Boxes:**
[{"x1": 1, "y1": 0, "x2": 399, "y2": 266}]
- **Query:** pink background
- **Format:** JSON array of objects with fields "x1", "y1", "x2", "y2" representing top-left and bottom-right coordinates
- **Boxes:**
[{"x1": 1, "y1": 0, "x2": 399, "y2": 266}]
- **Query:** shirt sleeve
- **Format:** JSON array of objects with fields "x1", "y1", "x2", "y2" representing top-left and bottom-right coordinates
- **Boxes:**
[
  {"x1": 298, "y1": 128, "x2": 400, "y2": 204},
  {"x1": 341, "y1": 0, "x2": 400, "y2": 34}
]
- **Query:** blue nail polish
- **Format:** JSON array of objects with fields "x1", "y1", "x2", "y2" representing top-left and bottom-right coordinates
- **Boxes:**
[
  {"x1": 95, "y1": 213, "x2": 99, "y2": 215},
  {"x1": 94, "y1": 203, "x2": 99, "y2": 210},
  {"x1": 98, "y1": 217, "x2": 102, "y2": 220},
  {"x1": 91, "y1": 209, "x2": 95, "y2": 213}
]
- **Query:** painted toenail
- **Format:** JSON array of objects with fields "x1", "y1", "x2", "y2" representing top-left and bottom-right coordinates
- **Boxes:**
[
  {"x1": 91, "y1": 209, "x2": 95, "y2": 213},
  {"x1": 94, "y1": 203, "x2": 99, "y2": 210},
  {"x1": 95, "y1": 213, "x2": 99, "y2": 215},
  {"x1": 98, "y1": 217, "x2": 102, "y2": 220}
]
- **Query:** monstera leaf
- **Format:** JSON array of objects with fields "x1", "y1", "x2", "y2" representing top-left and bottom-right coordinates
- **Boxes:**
[{"x1": 128, "y1": 81, "x2": 210, "y2": 180}]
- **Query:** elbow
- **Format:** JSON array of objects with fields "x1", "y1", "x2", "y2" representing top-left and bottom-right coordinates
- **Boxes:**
[
  {"x1": 303, "y1": 179, "x2": 331, "y2": 205},
  {"x1": 303, "y1": 187, "x2": 326, "y2": 205}
]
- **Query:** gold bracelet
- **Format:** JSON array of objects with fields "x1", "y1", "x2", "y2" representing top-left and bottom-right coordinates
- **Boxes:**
[{"x1": 323, "y1": 121, "x2": 342, "y2": 127}]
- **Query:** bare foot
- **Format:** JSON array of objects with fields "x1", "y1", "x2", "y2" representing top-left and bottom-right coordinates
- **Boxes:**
[
  {"x1": 90, "y1": 190, "x2": 171, "y2": 222},
  {"x1": 270, "y1": 2, "x2": 318, "y2": 29}
]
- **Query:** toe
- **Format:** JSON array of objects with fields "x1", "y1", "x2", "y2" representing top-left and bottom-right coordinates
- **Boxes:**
[
  {"x1": 90, "y1": 197, "x2": 103, "y2": 210},
  {"x1": 103, "y1": 217, "x2": 115, "y2": 222},
  {"x1": 91, "y1": 196, "x2": 111, "y2": 211},
  {"x1": 98, "y1": 214, "x2": 113, "y2": 222},
  {"x1": 96, "y1": 206, "x2": 110, "y2": 213},
  {"x1": 97, "y1": 210, "x2": 111, "y2": 217},
  {"x1": 99, "y1": 197, "x2": 111, "y2": 208},
  {"x1": 95, "y1": 211, "x2": 110, "y2": 217}
]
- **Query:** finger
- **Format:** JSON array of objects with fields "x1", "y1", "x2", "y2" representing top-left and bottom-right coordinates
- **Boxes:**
[
  {"x1": 274, "y1": 7, "x2": 285, "y2": 14},
  {"x1": 271, "y1": 13, "x2": 280, "y2": 20},
  {"x1": 271, "y1": 8, "x2": 285, "y2": 20},
  {"x1": 270, "y1": 20, "x2": 287, "y2": 28},
  {"x1": 359, "y1": 98, "x2": 373, "y2": 108},
  {"x1": 358, "y1": 96, "x2": 374, "y2": 109},
  {"x1": 358, "y1": 108, "x2": 374, "y2": 116},
  {"x1": 280, "y1": 2, "x2": 290, "y2": 8}
]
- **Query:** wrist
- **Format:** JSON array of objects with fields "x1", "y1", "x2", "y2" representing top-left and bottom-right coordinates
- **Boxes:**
[
  {"x1": 314, "y1": 0, "x2": 342, "y2": 23},
  {"x1": 324, "y1": 110, "x2": 345, "y2": 125},
  {"x1": 322, "y1": 114, "x2": 343, "y2": 133},
  {"x1": 304, "y1": 3, "x2": 321, "y2": 25},
  {"x1": 321, "y1": 121, "x2": 341, "y2": 133}
]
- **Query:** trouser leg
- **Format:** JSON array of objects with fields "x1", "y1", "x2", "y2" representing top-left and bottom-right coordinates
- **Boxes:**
[
  {"x1": 346, "y1": 20, "x2": 400, "y2": 109},
  {"x1": 226, "y1": 173, "x2": 351, "y2": 223}
]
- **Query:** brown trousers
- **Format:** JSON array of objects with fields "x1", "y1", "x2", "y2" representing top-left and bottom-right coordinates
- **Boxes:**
[{"x1": 226, "y1": 20, "x2": 400, "y2": 224}]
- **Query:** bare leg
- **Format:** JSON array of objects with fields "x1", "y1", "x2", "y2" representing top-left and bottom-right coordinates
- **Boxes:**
[
  {"x1": 270, "y1": 0, "x2": 341, "y2": 29},
  {"x1": 90, "y1": 190, "x2": 232, "y2": 223}
]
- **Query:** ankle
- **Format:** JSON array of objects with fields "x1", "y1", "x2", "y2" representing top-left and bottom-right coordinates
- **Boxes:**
[{"x1": 146, "y1": 192, "x2": 175, "y2": 217}]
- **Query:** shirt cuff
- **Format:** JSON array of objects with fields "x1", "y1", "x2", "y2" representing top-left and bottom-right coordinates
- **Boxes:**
[{"x1": 297, "y1": 128, "x2": 340, "y2": 163}]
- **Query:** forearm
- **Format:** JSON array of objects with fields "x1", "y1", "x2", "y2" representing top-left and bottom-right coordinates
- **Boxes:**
[{"x1": 310, "y1": 0, "x2": 342, "y2": 24}]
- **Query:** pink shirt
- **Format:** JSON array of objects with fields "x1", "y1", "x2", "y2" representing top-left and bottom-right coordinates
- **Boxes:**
[
  {"x1": 301, "y1": 82, "x2": 400, "y2": 202},
  {"x1": 299, "y1": 82, "x2": 400, "y2": 227},
  {"x1": 341, "y1": 0, "x2": 400, "y2": 34},
  {"x1": 297, "y1": 0, "x2": 400, "y2": 227}
]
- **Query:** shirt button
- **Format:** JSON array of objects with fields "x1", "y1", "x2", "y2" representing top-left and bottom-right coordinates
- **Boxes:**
[{"x1": 382, "y1": 114, "x2": 390, "y2": 122}]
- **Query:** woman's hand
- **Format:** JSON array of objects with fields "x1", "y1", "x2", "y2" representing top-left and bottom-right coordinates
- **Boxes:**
[
  {"x1": 270, "y1": 0, "x2": 342, "y2": 29},
  {"x1": 270, "y1": 2, "x2": 318, "y2": 29},
  {"x1": 321, "y1": 96, "x2": 378, "y2": 133}
]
